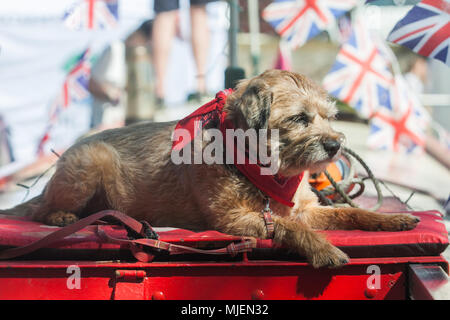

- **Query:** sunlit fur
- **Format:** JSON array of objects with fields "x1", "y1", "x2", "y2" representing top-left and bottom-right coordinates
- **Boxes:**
[
  {"x1": 0, "y1": 70, "x2": 420, "y2": 268},
  {"x1": 226, "y1": 70, "x2": 344, "y2": 177}
]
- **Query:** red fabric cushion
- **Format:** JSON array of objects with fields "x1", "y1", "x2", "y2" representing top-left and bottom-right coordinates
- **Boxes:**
[
  {"x1": 0, "y1": 210, "x2": 448, "y2": 260},
  {"x1": 256, "y1": 211, "x2": 449, "y2": 258}
]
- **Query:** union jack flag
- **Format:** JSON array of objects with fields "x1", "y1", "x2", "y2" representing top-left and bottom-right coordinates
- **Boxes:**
[
  {"x1": 322, "y1": 19, "x2": 396, "y2": 118},
  {"x1": 63, "y1": 0, "x2": 118, "y2": 30},
  {"x1": 63, "y1": 49, "x2": 91, "y2": 104},
  {"x1": 262, "y1": 0, "x2": 358, "y2": 49},
  {"x1": 37, "y1": 49, "x2": 91, "y2": 155},
  {"x1": 387, "y1": 0, "x2": 450, "y2": 66},
  {"x1": 367, "y1": 75, "x2": 431, "y2": 154}
]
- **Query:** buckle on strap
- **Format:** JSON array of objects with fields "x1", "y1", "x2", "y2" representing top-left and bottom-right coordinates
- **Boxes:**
[
  {"x1": 261, "y1": 197, "x2": 275, "y2": 239},
  {"x1": 139, "y1": 220, "x2": 159, "y2": 240}
]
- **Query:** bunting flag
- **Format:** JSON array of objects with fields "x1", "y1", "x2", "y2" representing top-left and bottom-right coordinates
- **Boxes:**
[
  {"x1": 37, "y1": 49, "x2": 91, "y2": 155},
  {"x1": 387, "y1": 0, "x2": 450, "y2": 66},
  {"x1": 63, "y1": 49, "x2": 91, "y2": 103},
  {"x1": 367, "y1": 74, "x2": 431, "y2": 154},
  {"x1": 262, "y1": 0, "x2": 358, "y2": 49},
  {"x1": 63, "y1": 0, "x2": 119, "y2": 31},
  {"x1": 322, "y1": 19, "x2": 396, "y2": 118},
  {"x1": 0, "y1": 116, "x2": 14, "y2": 165}
]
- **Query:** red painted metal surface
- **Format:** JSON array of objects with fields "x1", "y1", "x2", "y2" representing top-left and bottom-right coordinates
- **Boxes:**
[
  {"x1": 408, "y1": 264, "x2": 450, "y2": 300},
  {"x1": 0, "y1": 256, "x2": 447, "y2": 300},
  {"x1": 0, "y1": 209, "x2": 447, "y2": 300}
]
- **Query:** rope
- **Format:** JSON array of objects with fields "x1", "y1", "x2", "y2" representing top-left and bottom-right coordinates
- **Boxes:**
[
  {"x1": 314, "y1": 147, "x2": 384, "y2": 211},
  {"x1": 343, "y1": 147, "x2": 383, "y2": 211}
]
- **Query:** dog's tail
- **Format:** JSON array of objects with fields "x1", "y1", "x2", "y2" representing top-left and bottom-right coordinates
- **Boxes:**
[{"x1": 0, "y1": 194, "x2": 43, "y2": 218}]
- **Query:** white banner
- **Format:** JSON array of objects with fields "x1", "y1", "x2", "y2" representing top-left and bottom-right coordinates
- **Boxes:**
[
  {"x1": 0, "y1": 0, "x2": 228, "y2": 176},
  {"x1": 0, "y1": 0, "x2": 153, "y2": 172}
]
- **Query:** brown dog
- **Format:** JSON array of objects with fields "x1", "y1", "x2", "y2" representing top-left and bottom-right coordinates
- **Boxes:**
[{"x1": 1, "y1": 70, "x2": 419, "y2": 268}]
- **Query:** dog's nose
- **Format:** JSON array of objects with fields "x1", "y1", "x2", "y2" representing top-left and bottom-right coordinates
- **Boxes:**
[{"x1": 322, "y1": 139, "x2": 341, "y2": 157}]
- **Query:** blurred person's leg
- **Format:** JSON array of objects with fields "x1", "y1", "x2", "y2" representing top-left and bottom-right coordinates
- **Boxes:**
[
  {"x1": 190, "y1": 2, "x2": 210, "y2": 96},
  {"x1": 152, "y1": 0, "x2": 179, "y2": 103}
]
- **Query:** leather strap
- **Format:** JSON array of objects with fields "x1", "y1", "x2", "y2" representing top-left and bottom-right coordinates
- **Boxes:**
[
  {"x1": 97, "y1": 225, "x2": 256, "y2": 262},
  {"x1": 0, "y1": 210, "x2": 146, "y2": 260},
  {"x1": 262, "y1": 208, "x2": 275, "y2": 239},
  {"x1": 261, "y1": 198, "x2": 275, "y2": 239},
  {"x1": 0, "y1": 210, "x2": 255, "y2": 261}
]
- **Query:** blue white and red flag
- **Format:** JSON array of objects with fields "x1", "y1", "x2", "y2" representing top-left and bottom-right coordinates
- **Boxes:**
[
  {"x1": 37, "y1": 49, "x2": 91, "y2": 155},
  {"x1": 322, "y1": 19, "x2": 395, "y2": 118},
  {"x1": 387, "y1": 0, "x2": 450, "y2": 66},
  {"x1": 262, "y1": 0, "x2": 357, "y2": 49},
  {"x1": 63, "y1": 0, "x2": 118, "y2": 30},
  {"x1": 63, "y1": 49, "x2": 91, "y2": 104},
  {"x1": 367, "y1": 75, "x2": 431, "y2": 154}
]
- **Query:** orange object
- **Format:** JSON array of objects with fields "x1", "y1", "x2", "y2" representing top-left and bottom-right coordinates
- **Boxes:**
[
  {"x1": 309, "y1": 156, "x2": 356, "y2": 200},
  {"x1": 309, "y1": 162, "x2": 343, "y2": 191}
]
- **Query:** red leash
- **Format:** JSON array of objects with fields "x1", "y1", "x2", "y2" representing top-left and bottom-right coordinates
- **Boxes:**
[{"x1": 0, "y1": 210, "x2": 255, "y2": 261}]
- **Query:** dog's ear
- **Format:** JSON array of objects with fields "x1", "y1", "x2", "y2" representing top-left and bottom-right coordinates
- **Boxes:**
[{"x1": 234, "y1": 79, "x2": 273, "y2": 130}]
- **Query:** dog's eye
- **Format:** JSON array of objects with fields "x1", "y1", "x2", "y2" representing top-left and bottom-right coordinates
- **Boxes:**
[{"x1": 289, "y1": 113, "x2": 310, "y2": 126}]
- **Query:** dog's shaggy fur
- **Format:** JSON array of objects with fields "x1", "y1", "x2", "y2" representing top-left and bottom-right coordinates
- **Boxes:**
[{"x1": 1, "y1": 70, "x2": 420, "y2": 268}]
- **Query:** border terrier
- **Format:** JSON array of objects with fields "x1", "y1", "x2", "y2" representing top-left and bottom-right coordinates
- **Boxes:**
[{"x1": 1, "y1": 70, "x2": 420, "y2": 268}]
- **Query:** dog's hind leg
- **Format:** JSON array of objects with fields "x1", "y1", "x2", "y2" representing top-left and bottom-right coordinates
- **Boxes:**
[{"x1": 32, "y1": 141, "x2": 132, "y2": 226}]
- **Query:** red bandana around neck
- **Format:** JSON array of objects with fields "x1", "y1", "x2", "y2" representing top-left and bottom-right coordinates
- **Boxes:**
[{"x1": 172, "y1": 90, "x2": 303, "y2": 207}]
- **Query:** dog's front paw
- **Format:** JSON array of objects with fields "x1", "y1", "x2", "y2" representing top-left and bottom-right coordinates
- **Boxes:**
[
  {"x1": 44, "y1": 211, "x2": 79, "y2": 227},
  {"x1": 378, "y1": 213, "x2": 420, "y2": 231},
  {"x1": 309, "y1": 245, "x2": 349, "y2": 269}
]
